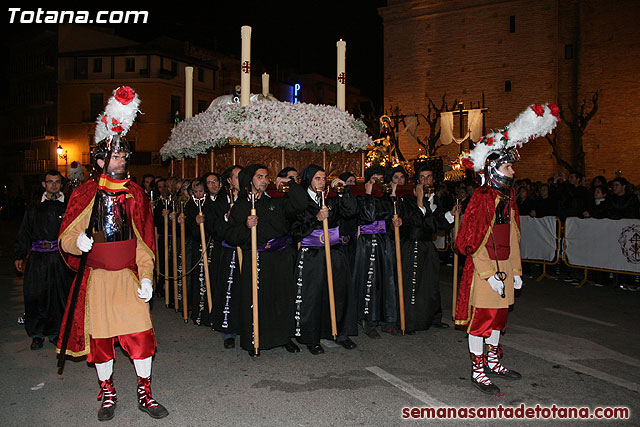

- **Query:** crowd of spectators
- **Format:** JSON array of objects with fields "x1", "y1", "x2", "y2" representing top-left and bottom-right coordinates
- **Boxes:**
[{"x1": 513, "y1": 172, "x2": 640, "y2": 220}]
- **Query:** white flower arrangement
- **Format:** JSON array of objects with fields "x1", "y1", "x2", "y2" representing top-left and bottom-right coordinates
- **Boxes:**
[{"x1": 160, "y1": 101, "x2": 372, "y2": 160}]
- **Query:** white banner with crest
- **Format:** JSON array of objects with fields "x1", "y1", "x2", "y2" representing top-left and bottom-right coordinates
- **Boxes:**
[{"x1": 564, "y1": 218, "x2": 640, "y2": 273}]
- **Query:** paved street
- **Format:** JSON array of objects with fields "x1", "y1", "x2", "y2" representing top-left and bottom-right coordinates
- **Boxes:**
[{"x1": 0, "y1": 218, "x2": 638, "y2": 426}]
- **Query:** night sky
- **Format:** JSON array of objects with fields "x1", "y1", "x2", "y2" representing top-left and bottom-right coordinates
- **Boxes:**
[
  {"x1": 142, "y1": 1, "x2": 386, "y2": 106},
  {"x1": 4, "y1": 2, "x2": 387, "y2": 106}
]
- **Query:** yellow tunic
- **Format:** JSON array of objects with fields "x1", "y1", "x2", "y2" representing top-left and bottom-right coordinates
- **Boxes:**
[
  {"x1": 470, "y1": 209, "x2": 522, "y2": 309},
  {"x1": 60, "y1": 207, "x2": 154, "y2": 339}
]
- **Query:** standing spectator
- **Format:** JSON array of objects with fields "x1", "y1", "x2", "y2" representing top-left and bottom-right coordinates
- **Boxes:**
[
  {"x1": 531, "y1": 183, "x2": 557, "y2": 218},
  {"x1": 516, "y1": 186, "x2": 535, "y2": 217},
  {"x1": 583, "y1": 185, "x2": 608, "y2": 219},
  {"x1": 606, "y1": 177, "x2": 640, "y2": 219},
  {"x1": 14, "y1": 170, "x2": 73, "y2": 350}
]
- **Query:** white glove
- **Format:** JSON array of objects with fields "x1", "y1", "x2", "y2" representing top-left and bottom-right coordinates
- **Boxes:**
[
  {"x1": 137, "y1": 278, "x2": 153, "y2": 302},
  {"x1": 487, "y1": 276, "x2": 505, "y2": 295},
  {"x1": 514, "y1": 275, "x2": 523, "y2": 290},
  {"x1": 76, "y1": 233, "x2": 94, "y2": 252}
]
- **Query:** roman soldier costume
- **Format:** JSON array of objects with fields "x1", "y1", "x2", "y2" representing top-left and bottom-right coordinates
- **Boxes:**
[
  {"x1": 57, "y1": 87, "x2": 168, "y2": 420},
  {"x1": 455, "y1": 103, "x2": 560, "y2": 394}
]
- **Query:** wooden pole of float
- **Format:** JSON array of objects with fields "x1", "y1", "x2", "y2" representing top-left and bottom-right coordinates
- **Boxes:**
[
  {"x1": 320, "y1": 190, "x2": 337, "y2": 340},
  {"x1": 393, "y1": 199, "x2": 406, "y2": 335},
  {"x1": 197, "y1": 199, "x2": 213, "y2": 313},
  {"x1": 452, "y1": 202, "x2": 461, "y2": 321},
  {"x1": 179, "y1": 202, "x2": 188, "y2": 322},
  {"x1": 250, "y1": 192, "x2": 259, "y2": 356},
  {"x1": 163, "y1": 197, "x2": 170, "y2": 307},
  {"x1": 171, "y1": 200, "x2": 179, "y2": 311}
]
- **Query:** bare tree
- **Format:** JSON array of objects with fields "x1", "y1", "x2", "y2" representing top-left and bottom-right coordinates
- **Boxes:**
[
  {"x1": 545, "y1": 90, "x2": 599, "y2": 176},
  {"x1": 416, "y1": 93, "x2": 458, "y2": 156}
]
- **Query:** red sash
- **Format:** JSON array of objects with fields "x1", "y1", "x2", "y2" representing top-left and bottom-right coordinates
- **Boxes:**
[{"x1": 86, "y1": 239, "x2": 137, "y2": 271}]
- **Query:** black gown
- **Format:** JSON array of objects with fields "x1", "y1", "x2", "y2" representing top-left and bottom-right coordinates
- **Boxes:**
[
  {"x1": 184, "y1": 196, "x2": 217, "y2": 326},
  {"x1": 14, "y1": 196, "x2": 74, "y2": 339},
  {"x1": 398, "y1": 194, "x2": 452, "y2": 332},
  {"x1": 225, "y1": 182, "x2": 307, "y2": 352},
  {"x1": 352, "y1": 193, "x2": 397, "y2": 330},
  {"x1": 210, "y1": 193, "x2": 242, "y2": 337},
  {"x1": 289, "y1": 189, "x2": 359, "y2": 344}
]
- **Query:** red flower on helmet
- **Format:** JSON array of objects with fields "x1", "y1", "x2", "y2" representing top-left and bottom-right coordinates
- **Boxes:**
[
  {"x1": 112, "y1": 125, "x2": 124, "y2": 133},
  {"x1": 548, "y1": 104, "x2": 561, "y2": 121},
  {"x1": 462, "y1": 157, "x2": 474, "y2": 170},
  {"x1": 115, "y1": 86, "x2": 135, "y2": 105},
  {"x1": 486, "y1": 137, "x2": 494, "y2": 146},
  {"x1": 531, "y1": 104, "x2": 545, "y2": 117}
]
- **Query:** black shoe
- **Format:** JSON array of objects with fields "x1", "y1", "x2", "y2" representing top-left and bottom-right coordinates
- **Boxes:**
[
  {"x1": 485, "y1": 366, "x2": 522, "y2": 380},
  {"x1": 98, "y1": 405, "x2": 116, "y2": 421},
  {"x1": 431, "y1": 322, "x2": 450, "y2": 329},
  {"x1": 284, "y1": 340, "x2": 300, "y2": 353},
  {"x1": 49, "y1": 336, "x2": 58, "y2": 345},
  {"x1": 307, "y1": 344, "x2": 325, "y2": 355},
  {"x1": 247, "y1": 349, "x2": 260, "y2": 358},
  {"x1": 30, "y1": 337, "x2": 44, "y2": 350},
  {"x1": 223, "y1": 338, "x2": 235, "y2": 349},
  {"x1": 365, "y1": 329, "x2": 381, "y2": 339},
  {"x1": 471, "y1": 377, "x2": 501, "y2": 394},
  {"x1": 337, "y1": 338, "x2": 357, "y2": 350}
]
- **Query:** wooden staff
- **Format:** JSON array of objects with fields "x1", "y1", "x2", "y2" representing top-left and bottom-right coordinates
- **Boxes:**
[
  {"x1": 319, "y1": 189, "x2": 338, "y2": 340},
  {"x1": 179, "y1": 201, "x2": 188, "y2": 322},
  {"x1": 197, "y1": 198, "x2": 213, "y2": 313},
  {"x1": 393, "y1": 199, "x2": 406, "y2": 335},
  {"x1": 163, "y1": 197, "x2": 170, "y2": 307},
  {"x1": 250, "y1": 192, "x2": 260, "y2": 356},
  {"x1": 151, "y1": 191, "x2": 159, "y2": 290},
  {"x1": 452, "y1": 199, "x2": 461, "y2": 320},
  {"x1": 171, "y1": 199, "x2": 179, "y2": 312}
]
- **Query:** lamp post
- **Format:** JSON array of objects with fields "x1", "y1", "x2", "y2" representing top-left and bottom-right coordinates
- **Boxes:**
[{"x1": 57, "y1": 144, "x2": 68, "y2": 175}]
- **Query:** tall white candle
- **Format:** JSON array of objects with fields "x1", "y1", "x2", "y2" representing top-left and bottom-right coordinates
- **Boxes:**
[
  {"x1": 336, "y1": 39, "x2": 346, "y2": 111},
  {"x1": 262, "y1": 72, "x2": 269, "y2": 97},
  {"x1": 241, "y1": 26, "x2": 252, "y2": 107},
  {"x1": 185, "y1": 66, "x2": 194, "y2": 119}
]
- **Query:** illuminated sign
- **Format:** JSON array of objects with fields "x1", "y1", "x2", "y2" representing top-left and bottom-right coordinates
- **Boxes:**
[{"x1": 294, "y1": 83, "x2": 301, "y2": 103}]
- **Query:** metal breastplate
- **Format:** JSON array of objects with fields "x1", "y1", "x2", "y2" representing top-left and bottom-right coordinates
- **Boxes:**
[
  {"x1": 494, "y1": 198, "x2": 511, "y2": 225},
  {"x1": 94, "y1": 190, "x2": 132, "y2": 242}
]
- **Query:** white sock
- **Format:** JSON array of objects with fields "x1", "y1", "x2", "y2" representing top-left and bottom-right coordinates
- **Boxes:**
[
  {"x1": 468, "y1": 334, "x2": 484, "y2": 355},
  {"x1": 485, "y1": 329, "x2": 501, "y2": 347},
  {"x1": 133, "y1": 356, "x2": 152, "y2": 378},
  {"x1": 95, "y1": 359, "x2": 114, "y2": 381}
]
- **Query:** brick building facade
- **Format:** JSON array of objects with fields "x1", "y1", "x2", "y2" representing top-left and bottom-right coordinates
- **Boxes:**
[{"x1": 380, "y1": 0, "x2": 640, "y2": 184}]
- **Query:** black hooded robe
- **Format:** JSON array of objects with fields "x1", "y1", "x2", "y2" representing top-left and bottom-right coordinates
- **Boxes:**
[{"x1": 14, "y1": 197, "x2": 73, "y2": 339}]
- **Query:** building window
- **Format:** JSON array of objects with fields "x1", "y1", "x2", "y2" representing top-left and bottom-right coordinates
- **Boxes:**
[
  {"x1": 212, "y1": 70, "x2": 217, "y2": 90},
  {"x1": 93, "y1": 58, "x2": 102, "y2": 73},
  {"x1": 125, "y1": 57, "x2": 135, "y2": 72},
  {"x1": 198, "y1": 68, "x2": 205, "y2": 82},
  {"x1": 170, "y1": 95, "x2": 181, "y2": 122},
  {"x1": 76, "y1": 58, "x2": 88, "y2": 79},
  {"x1": 171, "y1": 61, "x2": 178, "y2": 75},
  {"x1": 505, "y1": 80, "x2": 512, "y2": 92},
  {"x1": 90, "y1": 93, "x2": 104, "y2": 121},
  {"x1": 565, "y1": 44, "x2": 574, "y2": 59},
  {"x1": 509, "y1": 15, "x2": 516, "y2": 33},
  {"x1": 198, "y1": 100, "x2": 208, "y2": 113}
]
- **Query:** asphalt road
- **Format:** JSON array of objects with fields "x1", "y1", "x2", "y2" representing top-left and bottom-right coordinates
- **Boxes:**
[{"x1": 1, "y1": 218, "x2": 638, "y2": 426}]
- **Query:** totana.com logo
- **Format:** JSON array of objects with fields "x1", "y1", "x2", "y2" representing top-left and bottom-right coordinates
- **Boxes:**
[{"x1": 8, "y1": 8, "x2": 149, "y2": 24}]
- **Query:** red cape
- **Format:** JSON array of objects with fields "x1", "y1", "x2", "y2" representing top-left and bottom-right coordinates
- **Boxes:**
[
  {"x1": 454, "y1": 186, "x2": 520, "y2": 326},
  {"x1": 56, "y1": 178, "x2": 155, "y2": 357}
]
